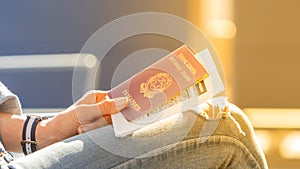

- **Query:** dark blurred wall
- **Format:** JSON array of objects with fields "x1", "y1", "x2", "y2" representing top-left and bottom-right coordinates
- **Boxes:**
[
  {"x1": 0, "y1": 0, "x2": 191, "y2": 108},
  {"x1": 0, "y1": 0, "x2": 188, "y2": 55}
]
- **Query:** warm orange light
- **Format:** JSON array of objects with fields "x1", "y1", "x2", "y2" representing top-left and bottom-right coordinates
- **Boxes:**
[
  {"x1": 244, "y1": 108, "x2": 300, "y2": 128},
  {"x1": 279, "y1": 132, "x2": 300, "y2": 159},
  {"x1": 255, "y1": 130, "x2": 272, "y2": 154},
  {"x1": 203, "y1": 19, "x2": 237, "y2": 39},
  {"x1": 201, "y1": 0, "x2": 236, "y2": 39}
]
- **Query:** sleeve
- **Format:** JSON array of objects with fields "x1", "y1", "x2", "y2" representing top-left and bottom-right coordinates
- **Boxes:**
[{"x1": 0, "y1": 81, "x2": 22, "y2": 115}]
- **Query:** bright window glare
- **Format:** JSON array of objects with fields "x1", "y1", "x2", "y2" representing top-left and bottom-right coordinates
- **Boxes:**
[
  {"x1": 244, "y1": 108, "x2": 300, "y2": 128},
  {"x1": 0, "y1": 53, "x2": 97, "y2": 69},
  {"x1": 83, "y1": 54, "x2": 98, "y2": 68},
  {"x1": 201, "y1": 0, "x2": 236, "y2": 39},
  {"x1": 203, "y1": 19, "x2": 237, "y2": 39},
  {"x1": 255, "y1": 130, "x2": 272, "y2": 154},
  {"x1": 279, "y1": 132, "x2": 300, "y2": 159}
]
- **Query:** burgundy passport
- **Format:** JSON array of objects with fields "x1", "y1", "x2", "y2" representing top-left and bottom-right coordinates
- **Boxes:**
[{"x1": 107, "y1": 45, "x2": 209, "y2": 121}]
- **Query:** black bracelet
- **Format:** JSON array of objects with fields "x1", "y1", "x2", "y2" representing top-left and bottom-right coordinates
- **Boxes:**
[{"x1": 20, "y1": 115, "x2": 47, "y2": 155}]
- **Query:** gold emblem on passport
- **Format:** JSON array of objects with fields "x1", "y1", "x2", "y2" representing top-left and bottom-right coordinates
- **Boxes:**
[{"x1": 140, "y1": 72, "x2": 173, "y2": 98}]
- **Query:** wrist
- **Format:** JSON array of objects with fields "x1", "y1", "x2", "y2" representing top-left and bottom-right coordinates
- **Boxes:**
[
  {"x1": 21, "y1": 115, "x2": 47, "y2": 154},
  {"x1": 36, "y1": 110, "x2": 79, "y2": 149},
  {"x1": 35, "y1": 117, "x2": 57, "y2": 149}
]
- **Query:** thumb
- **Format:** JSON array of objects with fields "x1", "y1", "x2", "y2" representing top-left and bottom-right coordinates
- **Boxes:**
[
  {"x1": 114, "y1": 97, "x2": 128, "y2": 111},
  {"x1": 98, "y1": 97, "x2": 128, "y2": 115}
]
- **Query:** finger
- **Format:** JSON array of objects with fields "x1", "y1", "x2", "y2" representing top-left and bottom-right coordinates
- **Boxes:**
[
  {"x1": 75, "y1": 97, "x2": 127, "y2": 125},
  {"x1": 77, "y1": 117, "x2": 112, "y2": 134},
  {"x1": 90, "y1": 115, "x2": 112, "y2": 124},
  {"x1": 75, "y1": 104, "x2": 101, "y2": 124},
  {"x1": 103, "y1": 115, "x2": 112, "y2": 124},
  {"x1": 97, "y1": 97, "x2": 128, "y2": 115},
  {"x1": 76, "y1": 90, "x2": 107, "y2": 105},
  {"x1": 94, "y1": 91, "x2": 108, "y2": 103}
]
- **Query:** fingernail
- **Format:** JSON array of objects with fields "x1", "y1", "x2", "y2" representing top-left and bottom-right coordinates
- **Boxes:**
[
  {"x1": 78, "y1": 126, "x2": 88, "y2": 134},
  {"x1": 78, "y1": 126, "x2": 84, "y2": 134},
  {"x1": 114, "y1": 97, "x2": 128, "y2": 110}
]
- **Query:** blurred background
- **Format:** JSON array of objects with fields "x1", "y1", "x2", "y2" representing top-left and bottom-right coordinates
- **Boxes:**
[{"x1": 1, "y1": 0, "x2": 300, "y2": 168}]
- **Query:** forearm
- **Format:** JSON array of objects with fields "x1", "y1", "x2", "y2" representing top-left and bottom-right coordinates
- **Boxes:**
[
  {"x1": 0, "y1": 110, "x2": 78, "y2": 152},
  {"x1": 0, "y1": 112, "x2": 25, "y2": 152},
  {"x1": 36, "y1": 110, "x2": 79, "y2": 149},
  {"x1": 35, "y1": 92, "x2": 126, "y2": 149},
  {"x1": 0, "y1": 94, "x2": 125, "y2": 153}
]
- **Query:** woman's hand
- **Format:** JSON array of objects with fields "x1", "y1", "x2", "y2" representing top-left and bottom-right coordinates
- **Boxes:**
[
  {"x1": 74, "y1": 92, "x2": 128, "y2": 134},
  {"x1": 68, "y1": 90, "x2": 127, "y2": 133},
  {"x1": 36, "y1": 91, "x2": 128, "y2": 149}
]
